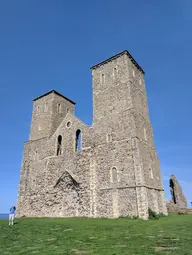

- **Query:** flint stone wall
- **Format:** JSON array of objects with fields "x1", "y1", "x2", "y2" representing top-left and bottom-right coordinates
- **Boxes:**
[{"x1": 17, "y1": 51, "x2": 167, "y2": 219}]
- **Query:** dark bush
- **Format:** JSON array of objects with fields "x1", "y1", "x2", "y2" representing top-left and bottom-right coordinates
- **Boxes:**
[{"x1": 148, "y1": 208, "x2": 166, "y2": 220}]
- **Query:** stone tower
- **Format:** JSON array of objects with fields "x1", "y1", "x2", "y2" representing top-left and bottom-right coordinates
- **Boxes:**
[
  {"x1": 17, "y1": 50, "x2": 167, "y2": 219},
  {"x1": 30, "y1": 90, "x2": 75, "y2": 141},
  {"x1": 89, "y1": 51, "x2": 167, "y2": 219}
]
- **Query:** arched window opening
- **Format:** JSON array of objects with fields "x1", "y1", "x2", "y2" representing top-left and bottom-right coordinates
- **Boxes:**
[
  {"x1": 57, "y1": 103, "x2": 61, "y2": 113},
  {"x1": 76, "y1": 129, "x2": 82, "y2": 152},
  {"x1": 57, "y1": 135, "x2": 62, "y2": 156},
  {"x1": 112, "y1": 167, "x2": 118, "y2": 183}
]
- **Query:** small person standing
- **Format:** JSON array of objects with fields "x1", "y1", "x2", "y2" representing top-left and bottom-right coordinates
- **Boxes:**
[{"x1": 9, "y1": 206, "x2": 16, "y2": 225}]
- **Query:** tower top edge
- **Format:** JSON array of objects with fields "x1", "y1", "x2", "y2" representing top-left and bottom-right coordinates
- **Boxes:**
[
  {"x1": 90, "y1": 50, "x2": 145, "y2": 74},
  {"x1": 33, "y1": 90, "x2": 76, "y2": 105}
]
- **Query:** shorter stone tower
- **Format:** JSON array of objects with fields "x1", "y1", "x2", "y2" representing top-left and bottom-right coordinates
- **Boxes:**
[
  {"x1": 17, "y1": 50, "x2": 167, "y2": 219},
  {"x1": 30, "y1": 90, "x2": 75, "y2": 140}
]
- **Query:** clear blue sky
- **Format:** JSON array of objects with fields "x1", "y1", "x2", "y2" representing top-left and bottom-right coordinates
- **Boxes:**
[{"x1": 0, "y1": 0, "x2": 191, "y2": 213}]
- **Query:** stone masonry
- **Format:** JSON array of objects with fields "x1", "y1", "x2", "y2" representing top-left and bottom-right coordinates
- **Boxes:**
[
  {"x1": 166, "y1": 174, "x2": 188, "y2": 213},
  {"x1": 17, "y1": 50, "x2": 168, "y2": 219}
]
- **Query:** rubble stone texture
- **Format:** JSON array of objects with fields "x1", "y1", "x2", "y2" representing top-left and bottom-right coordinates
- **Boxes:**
[
  {"x1": 167, "y1": 174, "x2": 188, "y2": 212},
  {"x1": 17, "y1": 50, "x2": 168, "y2": 219}
]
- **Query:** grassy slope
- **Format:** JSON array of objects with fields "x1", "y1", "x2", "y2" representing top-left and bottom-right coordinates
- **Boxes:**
[{"x1": 0, "y1": 215, "x2": 192, "y2": 255}]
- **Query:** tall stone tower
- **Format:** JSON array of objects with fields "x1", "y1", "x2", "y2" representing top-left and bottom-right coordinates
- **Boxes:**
[
  {"x1": 90, "y1": 51, "x2": 167, "y2": 219},
  {"x1": 17, "y1": 50, "x2": 167, "y2": 219}
]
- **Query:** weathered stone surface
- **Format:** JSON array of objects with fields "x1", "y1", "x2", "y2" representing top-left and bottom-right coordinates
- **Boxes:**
[
  {"x1": 167, "y1": 174, "x2": 188, "y2": 213},
  {"x1": 17, "y1": 50, "x2": 167, "y2": 219}
]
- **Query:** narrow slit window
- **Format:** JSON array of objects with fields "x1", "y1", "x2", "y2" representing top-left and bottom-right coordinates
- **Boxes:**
[
  {"x1": 107, "y1": 134, "x2": 112, "y2": 143},
  {"x1": 57, "y1": 135, "x2": 62, "y2": 156},
  {"x1": 113, "y1": 67, "x2": 118, "y2": 78},
  {"x1": 34, "y1": 150, "x2": 38, "y2": 160},
  {"x1": 37, "y1": 106, "x2": 40, "y2": 113},
  {"x1": 44, "y1": 103, "x2": 48, "y2": 112},
  {"x1": 57, "y1": 103, "x2": 61, "y2": 113},
  {"x1": 149, "y1": 167, "x2": 153, "y2": 179},
  {"x1": 144, "y1": 127, "x2": 147, "y2": 141},
  {"x1": 76, "y1": 129, "x2": 82, "y2": 152},
  {"x1": 101, "y1": 74, "x2": 105, "y2": 85},
  {"x1": 111, "y1": 167, "x2": 118, "y2": 183}
]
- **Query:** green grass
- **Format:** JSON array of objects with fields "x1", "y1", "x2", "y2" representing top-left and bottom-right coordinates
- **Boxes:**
[{"x1": 0, "y1": 215, "x2": 192, "y2": 255}]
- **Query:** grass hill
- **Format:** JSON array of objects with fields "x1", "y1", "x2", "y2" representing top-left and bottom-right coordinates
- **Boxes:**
[{"x1": 0, "y1": 214, "x2": 192, "y2": 254}]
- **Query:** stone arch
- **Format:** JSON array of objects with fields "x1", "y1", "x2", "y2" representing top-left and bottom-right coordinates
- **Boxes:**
[{"x1": 54, "y1": 171, "x2": 81, "y2": 217}]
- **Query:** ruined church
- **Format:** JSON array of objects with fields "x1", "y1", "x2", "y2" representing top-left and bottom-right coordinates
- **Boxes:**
[{"x1": 17, "y1": 50, "x2": 168, "y2": 219}]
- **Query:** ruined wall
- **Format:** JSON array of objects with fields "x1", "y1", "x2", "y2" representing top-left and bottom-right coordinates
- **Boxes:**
[
  {"x1": 17, "y1": 113, "x2": 91, "y2": 217},
  {"x1": 166, "y1": 174, "x2": 188, "y2": 214},
  {"x1": 17, "y1": 50, "x2": 167, "y2": 219}
]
